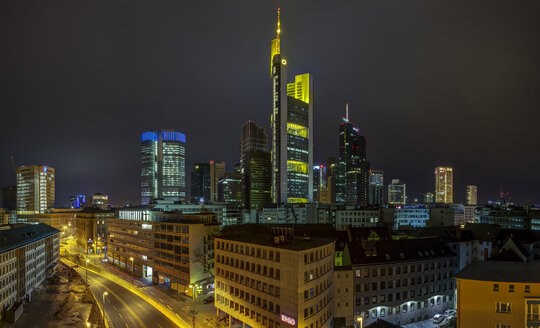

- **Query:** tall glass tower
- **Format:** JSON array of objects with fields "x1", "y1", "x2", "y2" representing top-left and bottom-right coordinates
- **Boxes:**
[
  {"x1": 140, "y1": 129, "x2": 186, "y2": 205},
  {"x1": 435, "y1": 166, "x2": 453, "y2": 204},
  {"x1": 270, "y1": 9, "x2": 313, "y2": 204}
]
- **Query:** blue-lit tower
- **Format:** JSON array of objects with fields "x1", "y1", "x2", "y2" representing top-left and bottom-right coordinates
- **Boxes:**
[{"x1": 140, "y1": 129, "x2": 186, "y2": 205}]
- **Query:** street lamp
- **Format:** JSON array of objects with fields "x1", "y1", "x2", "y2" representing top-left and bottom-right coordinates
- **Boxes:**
[
  {"x1": 102, "y1": 291, "x2": 108, "y2": 326},
  {"x1": 188, "y1": 284, "x2": 198, "y2": 328},
  {"x1": 129, "y1": 257, "x2": 134, "y2": 284},
  {"x1": 85, "y1": 259, "x2": 90, "y2": 287},
  {"x1": 356, "y1": 316, "x2": 363, "y2": 328}
]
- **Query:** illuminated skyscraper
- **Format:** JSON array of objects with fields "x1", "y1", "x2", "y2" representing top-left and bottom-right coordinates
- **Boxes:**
[
  {"x1": 388, "y1": 179, "x2": 406, "y2": 205},
  {"x1": 368, "y1": 169, "x2": 384, "y2": 206},
  {"x1": 336, "y1": 104, "x2": 369, "y2": 206},
  {"x1": 424, "y1": 192, "x2": 435, "y2": 204},
  {"x1": 240, "y1": 121, "x2": 271, "y2": 209},
  {"x1": 16, "y1": 165, "x2": 55, "y2": 213},
  {"x1": 435, "y1": 166, "x2": 453, "y2": 204},
  {"x1": 140, "y1": 129, "x2": 186, "y2": 205},
  {"x1": 466, "y1": 185, "x2": 478, "y2": 205},
  {"x1": 270, "y1": 9, "x2": 313, "y2": 204}
]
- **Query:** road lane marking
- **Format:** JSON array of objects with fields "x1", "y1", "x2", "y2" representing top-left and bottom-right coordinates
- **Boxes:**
[
  {"x1": 113, "y1": 305, "x2": 117, "y2": 310},
  {"x1": 159, "y1": 298, "x2": 164, "y2": 302},
  {"x1": 167, "y1": 305, "x2": 172, "y2": 310},
  {"x1": 119, "y1": 313, "x2": 124, "y2": 319}
]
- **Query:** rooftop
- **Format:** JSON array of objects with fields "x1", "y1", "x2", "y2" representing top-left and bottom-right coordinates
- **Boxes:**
[
  {"x1": 365, "y1": 319, "x2": 403, "y2": 328},
  {"x1": 454, "y1": 260, "x2": 540, "y2": 283},
  {"x1": 218, "y1": 224, "x2": 334, "y2": 251},
  {"x1": 0, "y1": 224, "x2": 60, "y2": 253}
]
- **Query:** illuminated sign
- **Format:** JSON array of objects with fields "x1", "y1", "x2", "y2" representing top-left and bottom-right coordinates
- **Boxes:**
[{"x1": 281, "y1": 314, "x2": 296, "y2": 326}]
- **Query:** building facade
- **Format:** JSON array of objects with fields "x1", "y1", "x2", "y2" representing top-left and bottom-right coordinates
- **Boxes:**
[
  {"x1": 214, "y1": 225, "x2": 334, "y2": 328},
  {"x1": 140, "y1": 129, "x2": 186, "y2": 205},
  {"x1": 454, "y1": 261, "x2": 540, "y2": 328},
  {"x1": 435, "y1": 167, "x2": 453, "y2": 204},
  {"x1": 210, "y1": 161, "x2": 226, "y2": 203},
  {"x1": 388, "y1": 180, "x2": 406, "y2": 206},
  {"x1": 240, "y1": 121, "x2": 272, "y2": 209},
  {"x1": 270, "y1": 10, "x2": 313, "y2": 204},
  {"x1": 191, "y1": 163, "x2": 211, "y2": 204},
  {"x1": 368, "y1": 170, "x2": 384, "y2": 206},
  {"x1": 0, "y1": 224, "x2": 60, "y2": 319},
  {"x1": 218, "y1": 173, "x2": 242, "y2": 206},
  {"x1": 466, "y1": 185, "x2": 477, "y2": 205},
  {"x1": 345, "y1": 238, "x2": 456, "y2": 326},
  {"x1": 16, "y1": 165, "x2": 55, "y2": 214}
]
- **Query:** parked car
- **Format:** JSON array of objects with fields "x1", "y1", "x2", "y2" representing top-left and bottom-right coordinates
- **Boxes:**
[
  {"x1": 203, "y1": 296, "x2": 215, "y2": 304},
  {"x1": 433, "y1": 314, "x2": 445, "y2": 324},
  {"x1": 443, "y1": 309, "x2": 456, "y2": 316}
]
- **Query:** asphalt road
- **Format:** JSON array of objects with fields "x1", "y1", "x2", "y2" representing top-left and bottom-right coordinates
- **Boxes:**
[{"x1": 82, "y1": 269, "x2": 178, "y2": 328}]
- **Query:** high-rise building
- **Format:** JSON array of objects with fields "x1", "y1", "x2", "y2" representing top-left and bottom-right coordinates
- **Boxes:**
[
  {"x1": 2, "y1": 185, "x2": 16, "y2": 210},
  {"x1": 466, "y1": 185, "x2": 478, "y2": 205},
  {"x1": 91, "y1": 193, "x2": 109, "y2": 209},
  {"x1": 209, "y1": 161, "x2": 225, "y2": 203},
  {"x1": 140, "y1": 129, "x2": 186, "y2": 205},
  {"x1": 240, "y1": 121, "x2": 271, "y2": 209},
  {"x1": 313, "y1": 164, "x2": 327, "y2": 202},
  {"x1": 218, "y1": 173, "x2": 242, "y2": 206},
  {"x1": 270, "y1": 9, "x2": 313, "y2": 204},
  {"x1": 191, "y1": 163, "x2": 210, "y2": 204},
  {"x1": 424, "y1": 192, "x2": 435, "y2": 204},
  {"x1": 336, "y1": 104, "x2": 369, "y2": 206},
  {"x1": 435, "y1": 166, "x2": 453, "y2": 204},
  {"x1": 368, "y1": 169, "x2": 384, "y2": 206},
  {"x1": 16, "y1": 165, "x2": 55, "y2": 214},
  {"x1": 388, "y1": 179, "x2": 406, "y2": 205},
  {"x1": 69, "y1": 195, "x2": 86, "y2": 209}
]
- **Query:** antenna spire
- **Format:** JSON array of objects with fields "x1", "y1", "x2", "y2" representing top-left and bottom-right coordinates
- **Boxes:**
[
  {"x1": 277, "y1": 8, "x2": 281, "y2": 39},
  {"x1": 346, "y1": 103, "x2": 349, "y2": 121}
]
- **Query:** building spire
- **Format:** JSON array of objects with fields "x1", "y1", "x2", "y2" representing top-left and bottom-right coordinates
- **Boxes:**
[
  {"x1": 346, "y1": 103, "x2": 349, "y2": 121},
  {"x1": 277, "y1": 8, "x2": 281, "y2": 39}
]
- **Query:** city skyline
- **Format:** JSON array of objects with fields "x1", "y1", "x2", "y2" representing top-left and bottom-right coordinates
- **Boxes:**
[{"x1": 2, "y1": 1, "x2": 540, "y2": 206}]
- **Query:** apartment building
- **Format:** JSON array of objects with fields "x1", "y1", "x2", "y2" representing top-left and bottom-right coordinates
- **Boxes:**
[
  {"x1": 0, "y1": 224, "x2": 60, "y2": 319},
  {"x1": 214, "y1": 225, "x2": 335, "y2": 328},
  {"x1": 345, "y1": 238, "x2": 456, "y2": 326},
  {"x1": 454, "y1": 261, "x2": 540, "y2": 328}
]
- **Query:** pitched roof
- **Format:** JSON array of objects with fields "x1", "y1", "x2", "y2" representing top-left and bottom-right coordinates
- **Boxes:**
[
  {"x1": 348, "y1": 238, "x2": 454, "y2": 265},
  {"x1": 454, "y1": 260, "x2": 540, "y2": 283},
  {"x1": 365, "y1": 319, "x2": 403, "y2": 328}
]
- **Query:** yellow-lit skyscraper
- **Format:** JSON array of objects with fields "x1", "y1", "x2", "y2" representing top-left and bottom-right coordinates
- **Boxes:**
[
  {"x1": 270, "y1": 9, "x2": 313, "y2": 204},
  {"x1": 466, "y1": 185, "x2": 477, "y2": 205},
  {"x1": 16, "y1": 165, "x2": 55, "y2": 214},
  {"x1": 435, "y1": 166, "x2": 453, "y2": 204}
]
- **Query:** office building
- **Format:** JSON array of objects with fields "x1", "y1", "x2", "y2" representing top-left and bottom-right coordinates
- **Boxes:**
[
  {"x1": 388, "y1": 179, "x2": 406, "y2": 206},
  {"x1": 336, "y1": 104, "x2": 369, "y2": 206},
  {"x1": 69, "y1": 195, "x2": 86, "y2": 209},
  {"x1": 313, "y1": 165, "x2": 328, "y2": 203},
  {"x1": 152, "y1": 200, "x2": 243, "y2": 227},
  {"x1": 15, "y1": 209, "x2": 79, "y2": 238},
  {"x1": 474, "y1": 205, "x2": 530, "y2": 229},
  {"x1": 218, "y1": 173, "x2": 242, "y2": 206},
  {"x1": 424, "y1": 192, "x2": 435, "y2": 204},
  {"x1": 434, "y1": 167, "x2": 453, "y2": 204},
  {"x1": 16, "y1": 165, "x2": 55, "y2": 214},
  {"x1": 0, "y1": 224, "x2": 60, "y2": 320},
  {"x1": 270, "y1": 9, "x2": 313, "y2": 204},
  {"x1": 214, "y1": 224, "x2": 335, "y2": 328},
  {"x1": 466, "y1": 185, "x2": 477, "y2": 205},
  {"x1": 108, "y1": 208, "x2": 218, "y2": 295},
  {"x1": 368, "y1": 170, "x2": 384, "y2": 206},
  {"x1": 210, "y1": 161, "x2": 226, "y2": 203},
  {"x1": 454, "y1": 261, "x2": 540, "y2": 328},
  {"x1": 191, "y1": 163, "x2": 211, "y2": 204},
  {"x1": 140, "y1": 129, "x2": 186, "y2": 205},
  {"x1": 90, "y1": 193, "x2": 109, "y2": 209},
  {"x1": 240, "y1": 121, "x2": 272, "y2": 209},
  {"x1": 343, "y1": 238, "x2": 456, "y2": 326},
  {"x1": 75, "y1": 207, "x2": 114, "y2": 255},
  {"x1": 2, "y1": 186, "x2": 16, "y2": 210}
]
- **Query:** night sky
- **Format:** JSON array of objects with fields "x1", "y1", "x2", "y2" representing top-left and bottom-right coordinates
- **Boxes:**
[{"x1": 1, "y1": 1, "x2": 540, "y2": 207}]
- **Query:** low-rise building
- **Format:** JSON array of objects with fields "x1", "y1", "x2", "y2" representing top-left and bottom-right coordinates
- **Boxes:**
[
  {"x1": 75, "y1": 207, "x2": 114, "y2": 255},
  {"x1": 214, "y1": 225, "x2": 335, "y2": 328},
  {"x1": 0, "y1": 224, "x2": 60, "y2": 319},
  {"x1": 334, "y1": 267, "x2": 354, "y2": 328},
  {"x1": 474, "y1": 205, "x2": 530, "y2": 229},
  {"x1": 345, "y1": 238, "x2": 456, "y2": 326},
  {"x1": 454, "y1": 261, "x2": 540, "y2": 328}
]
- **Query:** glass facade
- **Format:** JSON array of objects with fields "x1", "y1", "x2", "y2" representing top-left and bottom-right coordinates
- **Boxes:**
[{"x1": 140, "y1": 129, "x2": 186, "y2": 205}]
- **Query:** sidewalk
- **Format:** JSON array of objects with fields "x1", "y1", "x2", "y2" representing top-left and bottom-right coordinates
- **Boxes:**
[{"x1": 76, "y1": 253, "x2": 222, "y2": 328}]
